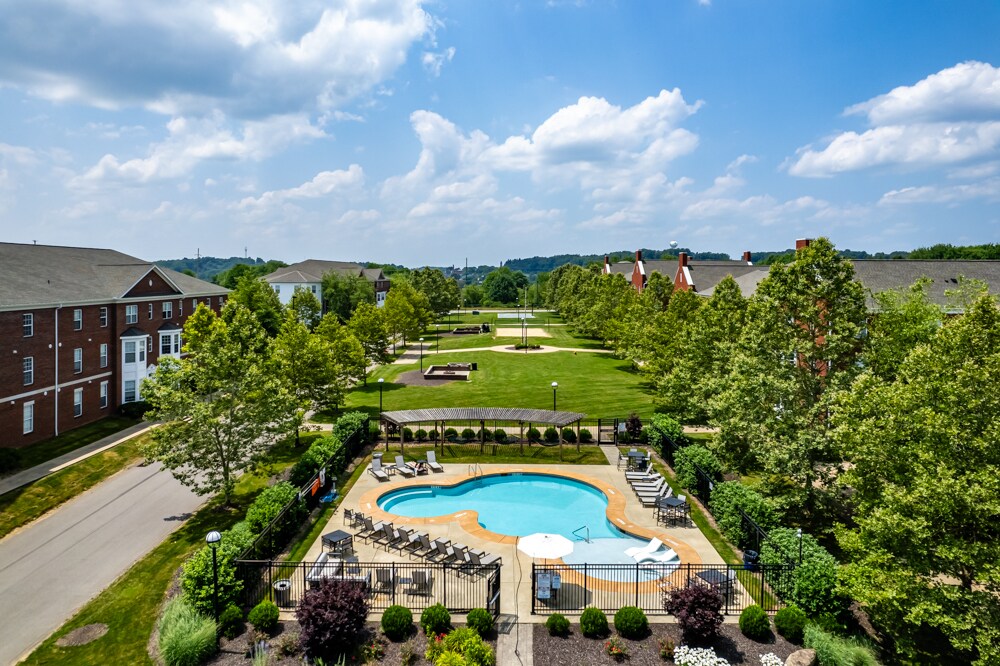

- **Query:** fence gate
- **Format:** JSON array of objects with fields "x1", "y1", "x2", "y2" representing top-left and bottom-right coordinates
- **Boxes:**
[{"x1": 486, "y1": 565, "x2": 501, "y2": 618}]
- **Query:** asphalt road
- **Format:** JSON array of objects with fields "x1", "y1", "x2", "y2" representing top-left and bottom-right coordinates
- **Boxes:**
[{"x1": 0, "y1": 461, "x2": 205, "y2": 665}]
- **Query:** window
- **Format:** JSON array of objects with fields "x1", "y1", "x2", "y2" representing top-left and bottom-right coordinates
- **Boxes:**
[
  {"x1": 273, "y1": 285, "x2": 280, "y2": 294},
  {"x1": 124, "y1": 341, "x2": 136, "y2": 364},
  {"x1": 23, "y1": 357, "x2": 33, "y2": 385},
  {"x1": 73, "y1": 308, "x2": 82, "y2": 330},
  {"x1": 23, "y1": 402, "x2": 34, "y2": 434},
  {"x1": 179, "y1": 300, "x2": 183, "y2": 317},
  {"x1": 191, "y1": 298, "x2": 197, "y2": 311},
  {"x1": 163, "y1": 301, "x2": 173, "y2": 319},
  {"x1": 125, "y1": 305, "x2": 138, "y2": 324},
  {"x1": 124, "y1": 380, "x2": 136, "y2": 403},
  {"x1": 148, "y1": 303, "x2": 153, "y2": 320},
  {"x1": 161, "y1": 334, "x2": 173, "y2": 355},
  {"x1": 218, "y1": 296, "x2": 225, "y2": 307},
  {"x1": 146, "y1": 337, "x2": 152, "y2": 353},
  {"x1": 74, "y1": 348, "x2": 83, "y2": 373},
  {"x1": 74, "y1": 388, "x2": 83, "y2": 417},
  {"x1": 23, "y1": 313, "x2": 33, "y2": 337},
  {"x1": 100, "y1": 307, "x2": 109, "y2": 327},
  {"x1": 100, "y1": 343, "x2": 108, "y2": 368},
  {"x1": 100, "y1": 381, "x2": 108, "y2": 408}
]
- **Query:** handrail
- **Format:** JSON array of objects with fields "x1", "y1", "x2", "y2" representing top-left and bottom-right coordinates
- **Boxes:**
[
  {"x1": 571, "y1": 525, "x2": 590, "y2": 543},
  {"x1": 468, "y1": 463, "x2": 483, "y2": 478}
]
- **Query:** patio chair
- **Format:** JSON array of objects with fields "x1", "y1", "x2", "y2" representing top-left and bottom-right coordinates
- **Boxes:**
[
  {"x1": 373, "y1": 523, "x2": 403, "y2": 550},
  {"x1": 428, "y1": 539, "x2": 456, "y2": 563},
  {"x1": 342, "y1": 507, "x2": 354, "y2": 525},
  {"x1": 398, "y1": 529, "x2": 426, "y2": 558},
  {"x1": 632, "y1": 477, "x2": 665, "y2": 496},
  {"x1": 393, "y1": 455, "x2": 417, "y2": 477},
  {"x1": 374, "y1": 567, "x2": 395, "y2": 593},
  {"x1": 624, "y1": 537, "x2": 663, "y2": 559},
  {"x1": 356, "y1": 516, "x2": 387, "y2": 542},
  {"x1": 467, "y1": 549, "x2": 502, "y2": 567},
  {"x1": 413, "y1": 533, "x2": 437, "y2": 560},
  {"x1": 628, "y1": 473, "x2": 662, "y2": 487},
  {"x1": 426, "y1": 450, "x2": 444, "y2": 472},
  {"x1": 368, "y1": 457, "x2": 390, "y2": 482},
  {"x1": 634, "y1": 547, "x2": 678, "y2": 565},
  {"x1": 406, "y1": 569, "x2": 433, "y2": 596},
  {"x1": 625, "y1": 469, "x2": 658, "y2": 481},
  {"x1": 639, "y1": 486, "x2": 670, "y2": 507}
]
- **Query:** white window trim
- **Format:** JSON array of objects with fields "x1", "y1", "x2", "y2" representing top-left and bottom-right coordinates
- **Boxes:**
[
  {"x1": 73, "y1": 308, "x2": 83, "y2": 330},
  {"x1": 23, "y1": 356, "x2": 34, "y2": 385},
  {"x1": 74, "y1": 348, "x2": 83, "y2": 374},
  {"x1": 126, "y1": 304, "x2": 138, "y2": 324},
  {"x1": 100, "y1": 343, "x2": 108, "y2": 368},
  {"x1": 100, "y1": 306, "x2": 109, "y2": 327},
  {"x1": 100, "y1": 381, "x2": 109, "y2": 409},
  {"x1": 23, "y1": 401, "x2": 34, "y2": 434},
  {"x1": 23, "y1": 313, "x2": 33, "y2": 337},
  {"x1": 74, "y1": 387, "x2": 83, "y2": 418}
]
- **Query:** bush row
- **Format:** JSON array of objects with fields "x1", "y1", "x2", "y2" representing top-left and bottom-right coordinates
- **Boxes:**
[{"x1": 426, "y1": 426, "x2": 595, "y2": 443}]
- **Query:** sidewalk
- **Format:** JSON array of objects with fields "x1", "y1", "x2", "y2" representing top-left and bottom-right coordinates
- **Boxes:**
[{"x1": 0, "y1": 421, "x2": 155, "y2": 496}]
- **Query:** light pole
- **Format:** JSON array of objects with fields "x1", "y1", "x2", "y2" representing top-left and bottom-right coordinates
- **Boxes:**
[
  {"x1": 551, "y1": 381, "x2": 558, "y2": 411},
  {"x1": 419, "y1": 337, "x2": 424, "y2": 372},
  {"x1": 378, "y1": 378, "x2": 384, "y2": 414},
  {"x1": 796, "y1": 528, "x2": 803, "y2": 565},
  {"x1": 206, "y1": 530, "x2": 221, "y2": 622}
]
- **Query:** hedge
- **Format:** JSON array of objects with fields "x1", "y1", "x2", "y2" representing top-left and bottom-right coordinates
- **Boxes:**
[
  {"x1": 760, "y1": 527, "x2": 841, "y2": 617},
  {"x1": 289, "y1": 434, "x2": 344, "y2": 487},
  {"x1": 674, "y1": 444, "x2": 722, "y2": 490},
  {"x1": 245, "y1": 481, "x2": 306, "y2": 556},
  {"x1": 708, "y1": 481, "x2": 779, "y2": 549},
  {"x1": 646, "y1": 414, "x2": 686, "y2": 457},
  {"x1": 181, "y1": 521, "x2": 254, "y2": 616}
]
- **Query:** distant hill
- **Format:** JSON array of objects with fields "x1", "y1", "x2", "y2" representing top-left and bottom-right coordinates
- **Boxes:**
[{"x1": 156, "y1": 256, "x2": 272, "y2": 281}]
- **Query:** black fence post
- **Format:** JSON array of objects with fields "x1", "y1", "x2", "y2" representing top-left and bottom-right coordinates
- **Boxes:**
[{"x1": 530, "y1": 563, "x2": 536, "y2": 615}]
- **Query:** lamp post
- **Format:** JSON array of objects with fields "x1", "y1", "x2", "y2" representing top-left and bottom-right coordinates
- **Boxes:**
[
  {"x1": 551, "y1": 381, "x2": 558, "y2": 411},
  {"x1": 796, "y1": 528, "x2": 803, "y2": 565},
  {"x1": 206, "y1": 530, "x2": 221, "y2": 622},
  {"x1": 378, "y1": 377, "x2": 384, "y2": 414},
  {"x1": 419, "y1": 337, "x2": 424, "y2": 372}
]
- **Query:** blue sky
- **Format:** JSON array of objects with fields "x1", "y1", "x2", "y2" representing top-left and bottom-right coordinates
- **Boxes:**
[{"x1": 1, "y1": 0, "x2": 998, "y2": 267}]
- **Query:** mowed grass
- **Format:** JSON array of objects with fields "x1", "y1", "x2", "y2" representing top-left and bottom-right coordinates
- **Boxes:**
[
  {"x1": 0, "y1": 433, "x2": 148, "y2": 540},
  {"x1": 20, "y1": 434, "x2": 318, "y2": 666},
  {"x1": 339, "y1": 349, "x2": 654, "y2": 419},
  {"x1": 4, "y1": 416, "x2": 139, "y2": 474},
  {"x1": 426, "y1": 324, "x2": 604, "y2": 352}
]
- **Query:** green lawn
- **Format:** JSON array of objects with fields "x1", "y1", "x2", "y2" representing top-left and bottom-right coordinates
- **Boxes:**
[
  {"x1": 21, "y1": 434, "x2": 316, "y2": 666},
  {"x1": 3, "y1": 416, "x2": 139, "y2": 474},
  {"x1": 321, "y1": 349, "x2": 655, "y2": 421},
  {"x1": 0, "y1": 433, "x2": 148, "y2": 540},
  {"x1": 381, "y1": 441, "x2": 609, "y2": 465}
]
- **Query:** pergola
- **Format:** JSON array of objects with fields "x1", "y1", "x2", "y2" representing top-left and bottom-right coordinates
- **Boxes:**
[{"x1": 379, "y1": 407, "x2": 587, "y2": 454}]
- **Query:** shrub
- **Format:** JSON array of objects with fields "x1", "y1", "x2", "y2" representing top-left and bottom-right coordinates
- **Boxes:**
[
  {"x1": 430, "y1": 429, "x2": 440, "y2": 441},
  {"x1": 739, "y1": 604, "x2": 770, "y2": 640},
  {"x1": 492, "y1": 429, "x2": 507, "y2": 443},
  {"x1": 331, "y1": 411, "x2": 370, "y2": 451},
  {"x1": 421, "y1": 603, "x2": 452, "y2": 635},
  {"x1": 561, "y1": 428, "x2": 577, "y2": 443},
  {"x1": 361, "y1": 636, "x2": 387, "y2": 662},
  {"x1": 543, "y1": 427, "x2": 559, "y2": 443},
  {"x1": 708, "y1": 482, "x2": 779, "y2": 549},
  {"x1": 381, "y1": 605, "x2": 413, "y2": 640},
  {"x1": 119, "y1": 400, "x2": 152, "y2": 419},
  {"x1": 774, "y1": 605, "x2": 807, "y2": 644},
  {"x1": 445, "y1": 427, "x2": 459, "y2": 440},
  {"x1": 658, "y1": 638, "x2": 675, "y2": 660},
  {"x1": 158, "y1": 597, "x2": 217, "y2": 666},
  {"x1": 218, "y1": 603, "x2": 244, "y2": 639},
  {"x1": 275, "y1": 630, "x2": 301, "y2": 656},
  {"x1": 403, "y1": 427, "x2": 414, "y2": 442},
  {"x1": 478, "y1": 428, "x2": 492, "y2": 442},
  {"x1": 580, "y1": 607, "x2": 609, "y2": 638},
  {"x1": 759, "y1": 528, "x2": 841, "y2": 617},
  {"x1": 0, "y1": 448, "x2": 21, "y2": 474},
  {"x1": 625, "y1": 413, "x2": 643, "y2": 441},
  {"x1": 297, "y1": 578, "x2": 370, "y2": 659},
  {"x1": 442, "y1": 627, "x2": 495, "y2": 666},
  {"x1": 467, "y1": 608, "x2": 494, "y2": 637},
  {"x1": 527, "y1": 427, "x2": 541, "y2": 442},
  {"x1": 605, "y1": 635, "x2": 628, "y2": 661},
  {"x1": 803, "y1": 624, "x2": 879, "y2": 666},
  {"x1": 545, "y1": 613, "x2": 570, "y2": 637},
  {"x1": 645, "y1": 414, "x2": 686, "y2": 457},
  {"x1": 664, "y1": 584, "x2": 724, "y2": 643},
  {"x1": 247, "y1": 599, "x2": 279, "y2": 634},
  {"x1": 674, "y1": 444, "x2": 722, "y2": 490},
  {"x1": 181, "y1": 521, "x2": 254, "y2": 616},
  {"x1": 613, "y1": 606, "x2": 648, "y2": 639},
  {"x1": 579, "y1": 428, "x2": 593, "y2": 443},
  {"x1": 289, "y1": 434, "x2": 345, "y2": 486},
  {"x1": 461, "y1": 428, "x2": 476, "y2": 442},
  {"x1": 245, "y1": 481, "x2": 306, "y2": 554},
  {"x1": 415, "y1": 429, "x2": 428, "y2": 442}
]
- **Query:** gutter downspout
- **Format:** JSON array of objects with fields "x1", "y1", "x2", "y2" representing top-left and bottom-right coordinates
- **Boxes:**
[{"x1": 54, "y1": 305, "x2": 61, "y2": 436}]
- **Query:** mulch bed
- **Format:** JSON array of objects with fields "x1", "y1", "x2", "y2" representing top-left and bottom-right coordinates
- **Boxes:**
[
  {"x1": 395, "y1": 370, "x2": 461, "y2": 387},
  {"x1": 533, "y1": 623, "x2": 800, "y2": 665}
]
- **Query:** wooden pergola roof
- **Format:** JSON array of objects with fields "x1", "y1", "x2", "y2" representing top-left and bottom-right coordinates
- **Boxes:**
[{"x1": 380, "y1": 407, "x2": 586, "y2": 429}]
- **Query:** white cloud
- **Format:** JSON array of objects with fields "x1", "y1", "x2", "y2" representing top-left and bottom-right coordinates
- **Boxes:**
[
  {"x1": 879, "y1": 178, "x2": 1000, "y2": 205},
  {"x1": 238, "y1": 165, "x2": 365, "y2": 210},
  {"x1": 0, "y1": 0, "x2": 432, "y2": 118},
  {"x1": 422, "y1": 47, "x2": 456, "y2": 77},
  {"x1": 790, "y1": 61, "x2": 1000, "y2": 177}
]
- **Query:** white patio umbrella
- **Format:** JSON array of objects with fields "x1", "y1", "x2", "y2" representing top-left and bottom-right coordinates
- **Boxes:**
[{"x1": 517, "y1": 532, "x2": 575, "y2": 560}]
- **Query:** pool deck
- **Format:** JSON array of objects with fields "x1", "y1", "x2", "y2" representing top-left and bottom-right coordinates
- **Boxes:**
[{"x1": 303, "y1": 458, "x2": 728, "y2": 622}]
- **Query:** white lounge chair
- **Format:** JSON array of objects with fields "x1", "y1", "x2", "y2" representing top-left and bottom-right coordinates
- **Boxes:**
[
  {"x1": 624, "y1": 537, "x2": 663, "y2": 559},
  {"x1": 638, "y1": 486, "x2": 670, "y2": 507},
  {"x1": 368, "y1": 458, "x2": 390, "y2": 481},
  {"x1": 634, "y1": 547, "x2": 678, "y2": 565},
  {"x1": 393, "y1": 455, "x2": 416, "y2": 477},
  {"x1": 426, "y1": 450, "x2": 444, "y2": 472}
]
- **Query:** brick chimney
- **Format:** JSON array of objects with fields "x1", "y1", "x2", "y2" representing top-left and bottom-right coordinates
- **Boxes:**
[
  {"x1": 795, "y1": 238, "x2": 811, "y2": 250},
  {"x1": 635, "y1": 250, "x2": 642, "y2": 263},
  {"x1": 742, "y1": 251, "x2": 752, "y2": 264},
  {"x1": 678, "y1": 251, "x2": 689, "y2": 267}
]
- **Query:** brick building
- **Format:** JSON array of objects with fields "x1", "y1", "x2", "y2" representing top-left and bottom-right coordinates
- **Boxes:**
[
  {"x1": 604, "y1": 250, "x2": 755, "y2": 294},
  {"x1": 0, "y1": 243, "x2": 228, "y2": 448}
]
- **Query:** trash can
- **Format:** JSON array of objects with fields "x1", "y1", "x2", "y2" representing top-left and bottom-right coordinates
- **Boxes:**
[
  {"x1": 743, "y1": 549, "x2": 759, "y2": 571},
  {"x1": 273, "y1": 579, "x2": 292, "y2": 607},
  {"x1": 472, "y1": 310, "x2": 480, "y2": 315},
  {"x1": 471, "y1": 362, "x2": 478, "y2": 371}
]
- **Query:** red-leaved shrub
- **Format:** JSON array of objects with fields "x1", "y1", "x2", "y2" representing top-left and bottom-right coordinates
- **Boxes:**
[
  {"x1": 296, "y1": 579, "x2": 370, "y2": 659},
  {"x1": 663, "y1": 585, "x2": 724, "y2": 643}
]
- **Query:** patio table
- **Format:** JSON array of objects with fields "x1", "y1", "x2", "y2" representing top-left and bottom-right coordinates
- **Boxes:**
[{"x1": 322, "y1": 529, "x2": 354, "y2": 556}]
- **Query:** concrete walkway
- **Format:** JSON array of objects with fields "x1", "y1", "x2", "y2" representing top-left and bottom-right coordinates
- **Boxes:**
[
  {"x1": 392, "y1": 344, "x2": 613, "y2": 365},
  {"x1": 0, "y1": 421, "x2": 155, "y2": 496}
]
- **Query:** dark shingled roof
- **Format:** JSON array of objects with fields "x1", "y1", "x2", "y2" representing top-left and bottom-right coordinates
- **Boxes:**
[
  {"x1": 263, "y1": 260, "x2": 387, "y2": 285},
  {"x1": 606, "y1": 261, "x2": 634, "y2": 276},
  {"x1": 851, "y1": 260, "x2": 1000, "y2": 310},
  {"x1": 381, "y1": 407, "x2": 587, "y2": 428}
]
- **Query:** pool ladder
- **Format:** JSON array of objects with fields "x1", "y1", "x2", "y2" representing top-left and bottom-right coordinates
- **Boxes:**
[
  {"x1": 468, "y1": 463, "x2": 483, "y2": 478},
  {"x1": 572, "y1": 525, "x2": 591, "y2": 543}
]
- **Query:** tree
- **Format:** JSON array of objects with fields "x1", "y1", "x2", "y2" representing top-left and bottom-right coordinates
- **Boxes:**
[
  {"x1": 214, "y1": 260, "x2": 287, "y2": 288},
  {"x1": 316, "y1": 313, "x2": 366, "y2": 406},
  {"x1": 463, "y1": 284, "x2": 484, "y2": 307},
  {"x1": 273, "y1": 312, "x2": 345, "y2": 421},
  {"x1": 141, "y1": 305, "x2": 300, "y2": 506},
  {"x1": 227, "y1": 273, "x2": 284, "y2": 337},
  {"x1": 708, "y1": 238, "x2": 867, "y2": 525},
  {"x1": 482, "y1": 266, "x2": 527, "y2": 304},
  {"x1": 411, "y1": 267, "x2": 461, "y2": 317},
  {"x1": 383, "y1": 280, "x2": 432, "y2": 346},
  {"x1": 863, "y1": 278, "x2": 942, "y2": 381},
  {"x1": 321, "y1": 271, "x2": 375, "y2": 322},
  {"x1": 348, "y1": 302, "x2": 391, "y2": 376},
  {"x1": 288, "y1": 287, "x2": 322, "y2": 330},
  {"x1": 835, "y1": 295, "x2": 1000, "y2": 665}
]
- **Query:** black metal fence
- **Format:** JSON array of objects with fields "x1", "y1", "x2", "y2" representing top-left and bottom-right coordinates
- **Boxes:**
[
  {"x1": 529, "y1": 562, "x2": 795, "y2": 616},
  {"x1": 239, "y1": 421, "x2": 369, "y2": 560},
  {"x1": 236, "y1": 560, "x2": 501, "y2": 615}
]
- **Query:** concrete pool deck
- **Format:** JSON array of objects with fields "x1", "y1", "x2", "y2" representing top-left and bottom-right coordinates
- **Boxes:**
[{"x1": 303, "y1": 459, "x2": 727, "y2": 622}]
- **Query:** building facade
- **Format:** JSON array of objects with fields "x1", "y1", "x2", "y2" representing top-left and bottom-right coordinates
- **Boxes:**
[
  {"x1": 0, "y1": 243, "x2": 228, "y2": 447},
  {"x1": 262, "y1": 260, "x2": 391, "y2": 308}
]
